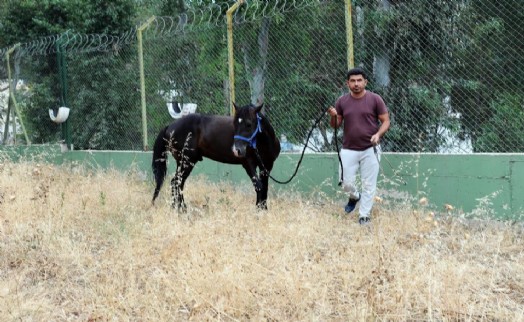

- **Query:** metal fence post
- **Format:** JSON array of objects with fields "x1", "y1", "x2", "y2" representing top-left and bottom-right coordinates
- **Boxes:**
[
  {"x1": 227, "y1": 0, "x2": 244, "y2": 116},
  {"x1": 5, "y1": 43, "x2": 30, "y2": 145},
  {"x1": 345, "y1": 0, "x2": 354, "y2": 69},
  {"x1": 137, "y1": 16, "x2": 156, "y2": 151},
  {"x1": 57, "y1": 35, "x2": 71, "y2": 149}
]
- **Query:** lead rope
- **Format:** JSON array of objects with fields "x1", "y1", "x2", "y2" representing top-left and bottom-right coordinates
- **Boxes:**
[
  {"x1": 256, "y1": 108, "x2": 332, "y2": 184},
  {"x1": 260, "y1": 110, "x2": 404, "y2": 187},
  {"x1": 334, "y1": 118, "x2": 343, "y2": 186}
]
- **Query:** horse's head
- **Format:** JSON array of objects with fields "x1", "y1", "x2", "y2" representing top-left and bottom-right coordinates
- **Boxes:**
[{"x1": 232, "y1": 102, "x2": 263, "y2": 158}]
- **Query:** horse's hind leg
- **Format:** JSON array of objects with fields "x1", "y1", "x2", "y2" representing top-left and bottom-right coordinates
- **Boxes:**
[
  {"x1": 171, "y1": 171, "x2": 184, "y2": 211},
  {"x1": 171, "y1": 162, "x2": 195, "y2": 212}
]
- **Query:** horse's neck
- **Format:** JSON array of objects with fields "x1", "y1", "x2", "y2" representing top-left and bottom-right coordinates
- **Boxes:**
[{"x1": 259, "y1": 116, "x2": 275, "y2": 137}]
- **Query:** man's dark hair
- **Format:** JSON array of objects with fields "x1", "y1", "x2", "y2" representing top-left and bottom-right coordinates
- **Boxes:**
[{"x1": 346, "y1": 67, "x2": 367, "y2": 80}]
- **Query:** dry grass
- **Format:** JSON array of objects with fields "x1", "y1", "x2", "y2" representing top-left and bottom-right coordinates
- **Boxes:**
[{"x1": 1, "y1": 160, "x2": 524, "y2": 321}]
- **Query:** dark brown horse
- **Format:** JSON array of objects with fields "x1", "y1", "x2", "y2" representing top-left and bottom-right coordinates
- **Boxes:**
[{"x1": 152, "y1": 102, "x2": 281, "y2": 211}]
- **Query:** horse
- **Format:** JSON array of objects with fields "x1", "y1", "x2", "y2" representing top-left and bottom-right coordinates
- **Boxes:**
[{"x1": 151, "y1": 102, "x2": 281, "y2": 211}]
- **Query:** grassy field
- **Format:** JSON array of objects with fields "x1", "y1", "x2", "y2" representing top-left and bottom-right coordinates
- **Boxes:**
[{"x1": 1, "y1": 160, "x2": 523, "y2": 321}]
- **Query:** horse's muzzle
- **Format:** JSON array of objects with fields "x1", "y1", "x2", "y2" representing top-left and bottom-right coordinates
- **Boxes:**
[{"x1": 232, "y1": 143, "x2": 247, "y2": 158}]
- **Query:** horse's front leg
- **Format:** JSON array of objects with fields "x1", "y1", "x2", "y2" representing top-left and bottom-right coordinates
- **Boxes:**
[
  {"x1": 242, "y1": 161, "x2": 264, "y2": 208},
  {"x1": 253, "y1": 173, "x2": 264, "y2": 208},
  {"x1": 258, "y1": 168, "x2": 270, "y2": 210}
]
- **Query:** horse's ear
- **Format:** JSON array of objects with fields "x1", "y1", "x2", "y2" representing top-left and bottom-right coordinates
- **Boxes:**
[
  {"x1": 255, "y1": 103, "x2": 264, "y2": 114},
  {"x1": 233, "y1": 102, "x2": 239, "y2": 113}
]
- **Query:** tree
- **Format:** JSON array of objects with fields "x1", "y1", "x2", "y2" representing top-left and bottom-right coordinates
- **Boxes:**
[
  {"x1": 452, "y1": 0, "x2": 524, "y2": 152},
  {"x1": 354, "y1": 0, "x2": 465, "y2": 152},
  {"x1": 0, "y1": 0, "x2": 136, "y2": 45},
  {"x1": 232, "y1": 1, "x2": 346, "y2": 151},
  {"x1": 0, "y1": 0, "x2": 139, "y2": 147}
]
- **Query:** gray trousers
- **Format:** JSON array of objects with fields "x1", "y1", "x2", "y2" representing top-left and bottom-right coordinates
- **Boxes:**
[{"x1": 339, "y1": 146, "x2": 380, "y2": 217}]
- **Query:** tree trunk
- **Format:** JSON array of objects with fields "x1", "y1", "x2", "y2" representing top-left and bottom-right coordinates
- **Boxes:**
[
  {"x1": 242, "y1": 17, "x2": 270, "y2": 108},
  {"x1": 374, "y1": 0, "x2": 391, "y2": 88}
]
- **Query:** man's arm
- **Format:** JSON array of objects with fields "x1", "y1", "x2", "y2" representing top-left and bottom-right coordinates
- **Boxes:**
[{"x1": 370, "y1": 112, "x2": 390, "y2": 145}]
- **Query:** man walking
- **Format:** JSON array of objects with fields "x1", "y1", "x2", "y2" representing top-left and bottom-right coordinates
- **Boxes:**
[{"x1": 328, "y1": 67, "x2": 390, "y2": 225}]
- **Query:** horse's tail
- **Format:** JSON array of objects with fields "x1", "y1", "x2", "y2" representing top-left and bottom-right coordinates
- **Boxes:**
[{"x1": 152, "y1": 126, "x2": 168, "y2": 204}]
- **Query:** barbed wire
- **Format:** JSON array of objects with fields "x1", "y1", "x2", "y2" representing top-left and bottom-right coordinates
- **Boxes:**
[
  {"x1": 141, "y1": 0, "x2": 326, "y2": 38},
  {"x1": 0, "y1": 0, "x2": 325, "y2": 56},
  {"x1": 0, "y1": 29, "x2": 138, "y2": 58}
]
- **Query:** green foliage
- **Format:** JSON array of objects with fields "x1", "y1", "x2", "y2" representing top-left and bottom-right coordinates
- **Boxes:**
[
  {"x1": 142, "y1": 27, "x2": 230, "y2": 116},
  {"x1": 256, "y1": 3, "x2": 345, "y2": 149},
  {"x1": 156, "y1": 0, "x2": 186, "y2": 16},
  {"x1": 0, "y1": 0, "x2": 137, "y2": 48},
  {"x1": 354, "y1": 0, "x2": 463, "y2": 152},
  {"x1": 66, "y1": 50, "x2": 142, "y2": 150},
  {"x1": 24, "y1": 80, "x2": 62, "y2": 144},
  {"x1": 81, "y1": 0, "x2": 137, "y2": 34},
  {"x1": 450, "y1": 0, "x2": 524, "y2": 152},
  {"x1": 2, "y1": 0, "x2": 523, "y2": 153},
  {"x1": 475, "y1": 93, "x2": 524, "y2": 152},
  {"x1": 1, "y1": 0, "x2": 140, "y2": 148},
  {"x1": 21, "y1": 45, "x2": 143, "y2": 149}
]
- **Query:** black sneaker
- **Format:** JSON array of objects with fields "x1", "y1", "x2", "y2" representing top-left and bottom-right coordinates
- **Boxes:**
[
  {"x1": 344, "y1": 196, "x2": 360, "y2": 213},
  {"x1": 359, "y1": 216, "x2": 371, "y2": 225}
]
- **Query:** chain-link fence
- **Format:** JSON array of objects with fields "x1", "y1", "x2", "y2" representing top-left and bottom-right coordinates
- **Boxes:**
[{"x1": 1, "y1": 0, "x2": 523, "y2": 153}]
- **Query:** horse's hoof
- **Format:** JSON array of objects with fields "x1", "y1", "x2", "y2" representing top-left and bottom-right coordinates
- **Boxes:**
[{"x1": 172, "y1": 203, "x2": 187, "y2": 213}]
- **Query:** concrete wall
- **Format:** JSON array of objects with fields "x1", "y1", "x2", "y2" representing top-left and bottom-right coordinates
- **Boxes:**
[{"x1": 2, "y1": 145, "x2": 523, "y2": 219}]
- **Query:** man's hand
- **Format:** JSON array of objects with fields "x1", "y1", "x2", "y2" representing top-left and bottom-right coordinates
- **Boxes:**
[
  {"x1": 370, "y1": 133, "x2": 380, "y2": 145},
  {"x1": 327, "y1": 106, "x2": 337, "y2": 117}
]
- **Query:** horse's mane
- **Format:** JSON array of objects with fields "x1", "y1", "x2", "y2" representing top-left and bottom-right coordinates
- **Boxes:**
[{"x1": 259, "y1": 112, "x2": 276, "y2": 137}]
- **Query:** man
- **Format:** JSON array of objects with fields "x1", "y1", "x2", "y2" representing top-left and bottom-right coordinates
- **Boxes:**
[{"x1": 328, "y1": 67, "x2": 390, "y2": 225}]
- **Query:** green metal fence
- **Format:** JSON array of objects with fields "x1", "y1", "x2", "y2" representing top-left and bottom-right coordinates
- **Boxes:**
[{"x1": 1, "y1": 0, "x2": 523, "y2": 153}]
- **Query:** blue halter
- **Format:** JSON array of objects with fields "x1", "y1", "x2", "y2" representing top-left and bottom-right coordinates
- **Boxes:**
[{"x1": 233, "y1": 114, "x2": 262, "y2": 149}]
